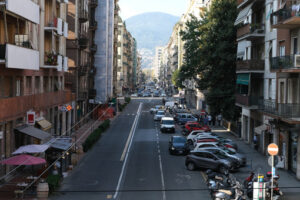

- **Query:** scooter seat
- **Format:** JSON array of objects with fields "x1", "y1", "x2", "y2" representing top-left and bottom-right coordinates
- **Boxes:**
[{"x1": 218, "y1": 189, "x2": 232, "y2": 196}]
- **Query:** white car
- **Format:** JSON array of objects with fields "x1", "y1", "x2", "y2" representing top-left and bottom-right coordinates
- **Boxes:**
[
  {"x1": 160, "y1": 117, "x2": 175, "y2": 133},
  {"x1": 154, "y1": 110, "x2": 165, "y2": 121},
  {"x1": 193, "y1": 141, "x2": 236, "y2": 152},
  {"x1": 186, "y1": 131, "x2": 214, "y2": 144},
  {"x1": 150, "y1": 105, "x2": 163, "y2": 114},
  {"x1": 131, "y1": 93, "x2": 138, "y2": 97}
]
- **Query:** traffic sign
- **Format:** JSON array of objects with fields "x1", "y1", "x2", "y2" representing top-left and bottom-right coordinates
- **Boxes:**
[{"x1": 268, "y1": 143, "x2": 279, "y2": 156}]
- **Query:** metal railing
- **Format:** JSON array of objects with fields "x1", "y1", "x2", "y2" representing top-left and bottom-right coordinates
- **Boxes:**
[
  {"x1": 270, "y1": 55, "x2": 295, "y2": 70},
  {"x1": 235, "y1": 94, "x2": 262, "y2": 107},
  {"x1": 271, "y1": 8, "x2": 294, "y2": 26},
  {"x1": 260, "y1": 99, "x2": 300, "y2": 118},
  {"x1": 236, "y1": 59, "x2": 264, "y2": 71}
]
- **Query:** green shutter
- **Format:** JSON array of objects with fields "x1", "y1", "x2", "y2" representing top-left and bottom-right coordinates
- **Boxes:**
[{"x1": 237, "y1": 73, "x2": 250, "y2": 85}]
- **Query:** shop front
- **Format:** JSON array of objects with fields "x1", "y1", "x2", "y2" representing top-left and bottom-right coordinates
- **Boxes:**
[{"x1": 289, "y1": 131, "x2": 298, "y2": 174}]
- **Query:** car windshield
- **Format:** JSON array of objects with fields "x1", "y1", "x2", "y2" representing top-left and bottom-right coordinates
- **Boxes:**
[
  {"x1": 162, "y1": 120, "x2": 174, "y2": 125},
  {"x1": 157, "y1": 111, "x2": 164, "y2": 115},
  {"x1": 173, "y1": 137, "x2": 186, "y2": 143}
]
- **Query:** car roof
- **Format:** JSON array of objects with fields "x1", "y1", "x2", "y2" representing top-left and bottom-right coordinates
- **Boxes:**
[
  {"x1": 162, "y1": 117, "x2": 174, "y2": 120},
  {"x1": 172, "y1": 135, "x2": 185, "y2": 139},
  {"x1": 195, "y1": 142, "x2": 218, "y2": 146}
]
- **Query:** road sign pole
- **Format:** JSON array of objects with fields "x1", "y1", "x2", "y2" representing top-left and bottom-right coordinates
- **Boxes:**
[{"x1": 271, "y1": 155, "x2": 274, "y2": 200}]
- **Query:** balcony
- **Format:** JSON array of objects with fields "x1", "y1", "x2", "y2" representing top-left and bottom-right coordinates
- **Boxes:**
[
  {"x1": 4, "y1": 0, "x2": 40, "y2": 24},
  {"x1": 270, "y1": 55, "x2": 300, "y2": 71},
  {"x1": 236, "y1": 59, "x2": 264, "y2": 71},
  {"x1": 43, "y1": 53, "x2": 63, "y2": 71},
  {"x1": 78, "y1": 36, "x2": 88, "y2": 48},
  {"x1": 45, "y1": 18, "x2": 63, "y2": 35},
  {"x1": 271, "y1": 7, "x2": 300, "y2": 29},
  {"x1": 237, "y1": 0, "x2": 253, "y2": 8},
  {"x1": 89, "y1": 0, "x2": 98, "y2": 7},
  {"x1": 1, "y1": 44, "x2": 39, "y2": 70},
  {"x1": 237, "y1": 23, "x2": 265, "y2": 41},
  {"x1": 78, "y1": 64, "x2": 88, "y2": 76},
  {"x1": 0, "y1": 90, "x2": 75, "y2": 121},
  {"x1": 235, "y1": 94, "x2": 262, "y2": 107},
  {"x1": 78, "y1": 10, "x2": 88, "y2": 23},
  {"x1": 261, "y1": 100, "x2": 300, "y2": 120},
  {"x1": 89, "y1": 20, "x2": 98, "y2": 30}
]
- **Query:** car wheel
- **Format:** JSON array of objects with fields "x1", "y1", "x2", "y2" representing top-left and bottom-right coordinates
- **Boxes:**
[
  {"x1": 219, "y1": 165, "x2": 229, "y2": 175},
  {"x1": 187, "y1": 162, "x2": 195, "y2": 171},
  {"x1": 169, "y1": 149, "x2": 173, "y2": 155}
]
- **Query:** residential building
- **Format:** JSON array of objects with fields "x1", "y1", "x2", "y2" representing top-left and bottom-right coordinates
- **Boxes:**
[
  {"x1": 235, "y1": 0, "x2": 300, "y2": 179},
  {"x1": 113, "y1": 0, "x2": 120, "y2": 96},
  {"x1": 94, "y1": 0, "x2": 115, "y2": 103},
  {"x1": 0, "y1": 0, "x2": 75, "y2": 176},
  {"x1": 153, "y1": 46, "x2": 164, "y2": 79}
]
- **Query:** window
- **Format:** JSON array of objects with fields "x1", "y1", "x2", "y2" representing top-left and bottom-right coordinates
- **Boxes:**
[
  {"x1": 279, "y1": 46, "x2": 285, "y2": 56},
  {"x1": 16, "y1": 79, "x2": 21, "y2": 96},
  {"x1": 293, "y1": 38, "x2": 298, "y2": 54}
]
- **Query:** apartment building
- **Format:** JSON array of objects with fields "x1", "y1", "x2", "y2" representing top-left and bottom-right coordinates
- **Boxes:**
[
  {"x1": 94, "y1": 0, "x2": 114, "y2": 103},
  {"x1": 235, "y1": 0, "x2": 300, "y2": 179},
  {"x1": 0, "y1": 0, "x2": 75, "y2": 176},
  {"x1": 113, "y1": 0, "x2": 120, "y2": 96},
  {"x1": 154, "y1": 46, "x2": 164, "y2": 79}
]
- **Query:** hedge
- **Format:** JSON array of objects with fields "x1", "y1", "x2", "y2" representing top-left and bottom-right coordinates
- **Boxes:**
[
  {"x1": 125, "y1": 97, "x2": 131, "y2": 103},
  {"x1": 46, "y1": 174, "x2": 62, "y2": 193},
  {"x1": 82, "y1": 119, "x2": 110, "y2": 152}
]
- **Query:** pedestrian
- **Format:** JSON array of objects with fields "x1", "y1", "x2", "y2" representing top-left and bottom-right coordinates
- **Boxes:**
[
  {"x1": 208, "y1": 114, "x2": 212, "y2": 126},
  {"x1": 217, "y1": 114, "x2": 222, "y2": 126},
  {"x1": 204, "y1": 116, "x2": 208, "y2": 125},
  {"x1": 253, "y1": 134, "x2": 258, "y2": 150}
]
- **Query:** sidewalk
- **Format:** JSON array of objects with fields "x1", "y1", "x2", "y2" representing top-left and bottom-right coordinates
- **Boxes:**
[{"x1": 212, "y1": 126, "x2": 300, "y2": 200}]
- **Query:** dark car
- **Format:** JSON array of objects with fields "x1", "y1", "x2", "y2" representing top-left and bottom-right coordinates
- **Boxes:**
[
  {"x1": 169, "y1": 136, "x2": 188, "y2": 155},
  {"x1": 185, "y1": 150, "x2": 238, "y2": 173}
]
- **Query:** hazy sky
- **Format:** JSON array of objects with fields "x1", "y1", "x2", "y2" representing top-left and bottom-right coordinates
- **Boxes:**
[{"x1": 119, "y1": 0, "x2": 189, "y2": 19}]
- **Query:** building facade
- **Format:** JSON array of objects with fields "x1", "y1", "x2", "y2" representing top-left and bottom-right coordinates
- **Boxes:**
[
  {"x1": 235, "y1": 0, "x2": 300, "y2": 179},
  {"x1": 0, "y1": 0, "x2": 75, "y2": 176}
]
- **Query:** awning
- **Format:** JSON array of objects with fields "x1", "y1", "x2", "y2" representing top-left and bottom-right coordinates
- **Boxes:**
[
  {"x1": 15, "y1": 125, "x2": 51, "y2": 143},
  {"x1": 12, "y1": 144, "x2": 49, "y2": 155},
  {"x1": 237, "y1": 73, "x2": 250, "y2": 85},
  {"x1": 36, "y1": 118, "x2": 52, "y2": 131},
  {"x1": 46, "y1": 137, "x2": 72, "y2": 151},
  {"x1": 234, "y1": 3, "x2": 253, "y2": 26},
  {"x1": 254, "y1": 124, "x2": 267, "y2": 134}
]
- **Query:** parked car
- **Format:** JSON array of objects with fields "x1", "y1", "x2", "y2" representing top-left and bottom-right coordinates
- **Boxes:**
[
  {"x1": 150, "y1": 105, "x2": 163, "y2": 114},
  {"x1": 176, "y1": 113, "x2": 198, "y2": 125},
  {"x1": 154, "y1": 110, "x2": 165, "y2": 121},
  {"x1": 183, "y1": 122, "x2": 211, "y2": 135},
  {"x1": 193, "y1": 135, "x2": 237, "y2": 150},
  {"x1": 186, "y1": 131, "x2": 215, "y2": 144},
  {"x1": 131, "y1": 93, "x2": 138, "y2": 97},
  {"x1": 153, "y1": 91, "x2": 160, "y2": 97},
  {"x1": 161, "y1": 93, "x2": 166, "y2": 97},
  {"x1": 169, "y1": 136, "x2": 188, "y2": 155},
  {"x1": 202, "y1": 147, "x2": 246, "y2": 166},
  {"x1": 185, "y1": 150, "x2": 237, "y2": 173},
  {"x1": 160, "y1": 117, "x2": 175, "y2": 133},
  {"x1": 193, "y1": 142, "x2": 236, "y2": 152}
]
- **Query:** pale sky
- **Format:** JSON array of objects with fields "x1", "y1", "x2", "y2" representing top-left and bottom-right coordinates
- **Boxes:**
[{"x1": 119, "y1": 0, "x2": 189, "y2": 19}]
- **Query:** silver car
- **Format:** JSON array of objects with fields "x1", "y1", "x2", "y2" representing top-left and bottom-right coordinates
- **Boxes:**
[{"x1": 199, "y1": 147, "x2": 246, "y2": 166}]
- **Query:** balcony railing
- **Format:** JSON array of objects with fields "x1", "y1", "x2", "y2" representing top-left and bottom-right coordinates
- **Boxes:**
[
  {"x1": 236, "y1": 94, "x2": 262, "y2": 107},
  {"x1": 271, "y1": 6, "x2": 300, "y2": 29},
  {"x1": 0, "y1": 90, "x2": 75, "y2": 121},
  {"x1": 270, "y1": 55, "x2": 299, "y2": 71},
  {"x1": 237, "y1": 23, "x2": 265, "y2": 39},
  {"x1": 78, "y1": 36, "x2": 88, "y2": 48},
  {"x1": 260, "y1": 99, "x2": 300, "y2": 118},
  {"x1": 236, "y1": 59, "x2": 264, "y2": 71}
]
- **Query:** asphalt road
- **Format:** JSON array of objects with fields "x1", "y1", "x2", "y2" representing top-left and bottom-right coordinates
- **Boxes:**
[{"x1": 51, "y1": 98, "x2": 210, "y2": 200}]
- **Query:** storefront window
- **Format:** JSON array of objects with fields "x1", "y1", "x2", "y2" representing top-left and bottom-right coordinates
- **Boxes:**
[{"x1": 289, "y1": 132, "x2": 298, "y2": 173}]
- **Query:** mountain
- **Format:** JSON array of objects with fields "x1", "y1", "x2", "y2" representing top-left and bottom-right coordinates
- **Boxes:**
[{"x1": 125, "y1": 12, "x2": 180, "y2": 68}]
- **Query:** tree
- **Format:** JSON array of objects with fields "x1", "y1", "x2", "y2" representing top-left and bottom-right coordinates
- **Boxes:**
[{"x1": 180, "y1": 0, "x2": 238, "y2": 120}]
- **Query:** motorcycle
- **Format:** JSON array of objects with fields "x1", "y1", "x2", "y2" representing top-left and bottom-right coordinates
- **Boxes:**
[{"x1": 213, "y1": 181, "x2": 246, "y2": 200}]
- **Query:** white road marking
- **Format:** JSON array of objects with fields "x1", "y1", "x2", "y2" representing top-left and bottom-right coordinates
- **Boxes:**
[
  {"x1": 114, "y1": 103, "x2": 142, "y2": 199},
  {"x1": 158, "y1": 153, "x2": 166, "y2": 200}
]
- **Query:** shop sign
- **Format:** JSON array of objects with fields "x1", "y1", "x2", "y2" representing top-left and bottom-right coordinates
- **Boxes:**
[{"x1": 27, "y1": 111, "x2": 35, "y2": 125}]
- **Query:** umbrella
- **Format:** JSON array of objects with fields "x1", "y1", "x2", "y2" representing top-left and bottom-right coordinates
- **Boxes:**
[
  {"x1": 12, "y1": 144, "x2": 49, "y2": 155},
  {"x1": 0, "y1": 154, "x2": 46, "y2": 165}
]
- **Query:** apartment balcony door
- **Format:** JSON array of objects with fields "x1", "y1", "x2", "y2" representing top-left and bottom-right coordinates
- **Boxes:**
[{"x1": 279, "y1": 82, "x2": 285, "y2": 103}]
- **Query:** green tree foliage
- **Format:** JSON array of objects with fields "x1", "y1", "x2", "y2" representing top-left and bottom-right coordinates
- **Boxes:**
[
  {"x1": 180, "y1": 0, "x2": 238, "y2": 120},
  {"x1": 172, "y1": 68, "x2": 183, "y2": 88}
]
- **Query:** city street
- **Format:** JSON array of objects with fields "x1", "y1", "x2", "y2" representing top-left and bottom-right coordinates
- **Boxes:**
[{"x1": 51, "y1": 98, "x2": 210, "y2": 200}]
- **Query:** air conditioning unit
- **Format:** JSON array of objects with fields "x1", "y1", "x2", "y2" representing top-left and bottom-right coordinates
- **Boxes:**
[{"x1": 295, "y1": 54, "x2": 300, "y2": 67}]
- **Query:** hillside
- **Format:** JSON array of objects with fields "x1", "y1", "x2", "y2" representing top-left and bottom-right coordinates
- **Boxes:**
[{"x1": 125, "y1": 12, "x2": 180, "y2": 68}]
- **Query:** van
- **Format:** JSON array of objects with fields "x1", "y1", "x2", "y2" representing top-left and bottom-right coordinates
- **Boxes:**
[{"x1": 160, "y1": 117, "x2": 175, "y2": 133}]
